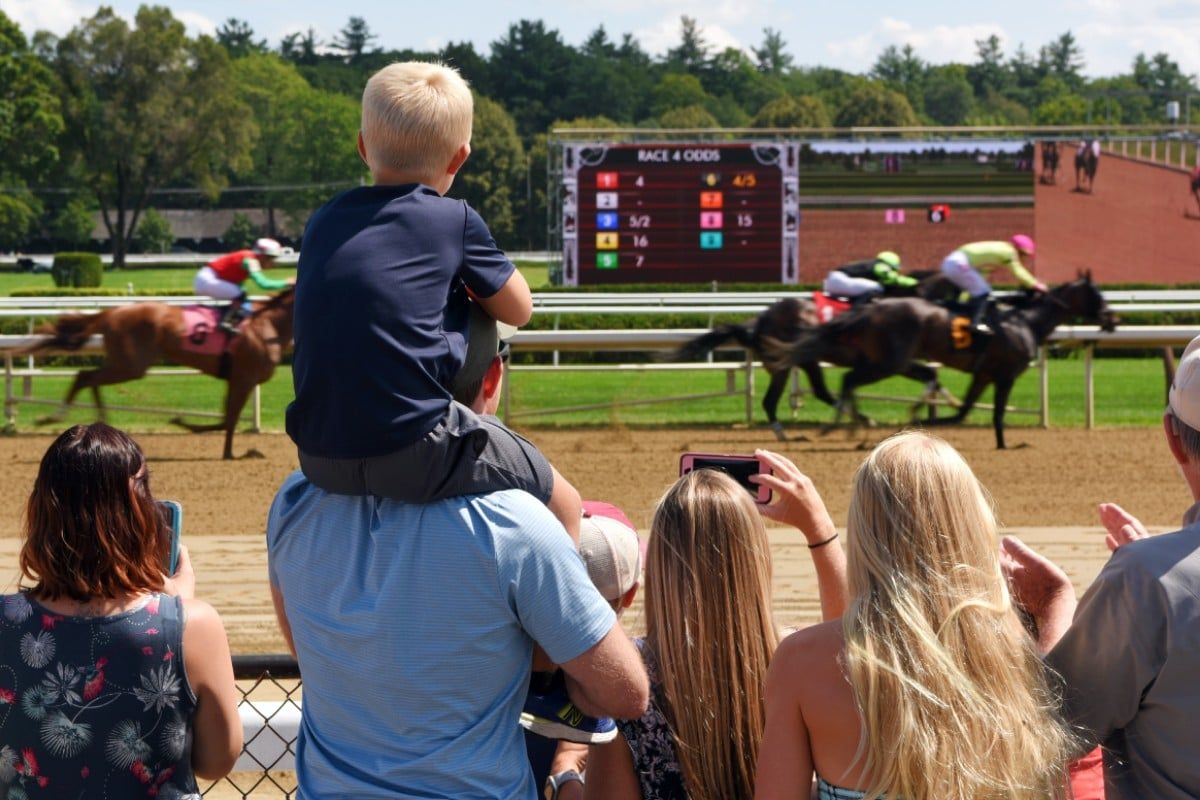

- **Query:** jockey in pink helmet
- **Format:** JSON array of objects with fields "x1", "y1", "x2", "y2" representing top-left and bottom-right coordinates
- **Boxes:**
[{"x1": 939, "y1": 235, "x2": 1046, "y2": 330}]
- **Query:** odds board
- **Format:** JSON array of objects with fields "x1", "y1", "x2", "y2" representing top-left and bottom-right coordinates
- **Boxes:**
[{"x1": 560, "y1": 142, "x2": 800, "y2": 285}]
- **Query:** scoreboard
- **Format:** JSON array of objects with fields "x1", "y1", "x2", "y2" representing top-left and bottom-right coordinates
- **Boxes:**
[{"x1": 560, "y1": 142, "x2": 800, "y2": 285}]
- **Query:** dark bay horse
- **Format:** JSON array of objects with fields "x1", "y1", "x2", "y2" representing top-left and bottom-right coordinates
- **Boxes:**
[
  {"x1": 673, "y1": 271, "x2": 954, "y2": 440},
  {"x1": 1075, "y1": 140, "x2": 1100, "y2": 193},
  {"x1": 774, "y1": 273, "x2": 1117, "y2": 449},
  {"x1": 29, "y1": 289, "x2": 295, "y2": 459}
]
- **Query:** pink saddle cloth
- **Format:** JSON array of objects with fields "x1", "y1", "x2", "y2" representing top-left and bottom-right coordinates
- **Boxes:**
[{"x1": 178, "y1": 306, "x2": 238, "y2": 356}]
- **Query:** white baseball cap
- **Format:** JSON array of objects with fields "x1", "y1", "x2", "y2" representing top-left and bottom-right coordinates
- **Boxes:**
[
  {"x1": 578, "y1": 501, "x2": 643, "y2": 602},
  {"x1": 1168, "y1": 334, "x2": 1200, "y2": 429}
]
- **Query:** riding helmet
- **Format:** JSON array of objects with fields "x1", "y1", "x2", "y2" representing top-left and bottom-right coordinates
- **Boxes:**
[
  {"x1": 252, "y1": 238, "x2": 284, "y2": 258},
  {"x1": 875, "y1": 251, "x2": 901, "y2": 268},
  {"x1": 1010, "y1": 234, "x2": 1035, "y2": 256}
]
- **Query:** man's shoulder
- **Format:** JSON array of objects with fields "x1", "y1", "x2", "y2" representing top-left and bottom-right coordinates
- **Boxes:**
[{"x1": 1104, "y1": 524, "x2": 1200, "y2": 594}]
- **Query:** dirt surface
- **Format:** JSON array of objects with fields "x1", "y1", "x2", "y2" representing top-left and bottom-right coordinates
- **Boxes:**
[
  {"x1": 1035, "y1": 146, "x2": 1199, "y2": 283},
  {"x1": 0, "y1": 426, "x2": 1189, "y2": 653}
]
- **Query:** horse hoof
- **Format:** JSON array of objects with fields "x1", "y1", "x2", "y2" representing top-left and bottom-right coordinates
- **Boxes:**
[
  {"x1": 241, "y1": 448, "x2": 266, "y2": 460},
  {"x1": 769, "y1": 422, "x2": 787, "y2": 442}
]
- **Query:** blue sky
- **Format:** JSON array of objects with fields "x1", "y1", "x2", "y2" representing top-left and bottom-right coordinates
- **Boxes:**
[{"x1": 5, "y1": 0, "x2": 1199, "y2": 76}]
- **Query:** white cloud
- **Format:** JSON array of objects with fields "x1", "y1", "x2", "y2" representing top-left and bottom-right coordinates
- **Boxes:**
[
  {"x1": 3, "y1": 0, "x2": 91, "y2": 35},
  {"x1": 635, "y1": 14, "x2": 749, "y2": 56},
  {"x1": 825, "y1": 17, "x2": 1007, "y2": 66},
  {"x1": 176, "y1": 9, "x2": 216, "y2": 37},
  {"x1": 1078, "y1": 17, "x2": 1200, "y2": 74}
]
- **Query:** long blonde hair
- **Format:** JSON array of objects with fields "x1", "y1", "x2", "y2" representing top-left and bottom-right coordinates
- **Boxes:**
[
  {"x1": 645, "y1": 468, "x2": 779, "y2": 800},
  {"x1": 843, "y1": 431, "x2": 1073, "y2": 799}
]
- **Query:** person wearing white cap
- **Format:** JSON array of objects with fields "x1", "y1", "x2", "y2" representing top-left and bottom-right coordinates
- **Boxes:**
[
  {"x1": 194, "y1": 238, "x2": 291, "y2": 333},
  {"x1": 1001, "y1": 333, "x2": 1200, "y2": 800}
]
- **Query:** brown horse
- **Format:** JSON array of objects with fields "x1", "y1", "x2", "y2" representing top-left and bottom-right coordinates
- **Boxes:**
[
  {"x1": 673, "y1": 270, "x2": 955, "y2": 440},
  {"x1": 772, "y1": 273, "x2": 1117, "y2": 449},
  {"x1": 29, "y1": 289, "x2": 295, "y2": 459}
]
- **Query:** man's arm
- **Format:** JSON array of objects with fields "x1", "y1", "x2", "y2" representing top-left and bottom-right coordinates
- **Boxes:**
[
  {"x1": 246, "y1": 259, "x2": 292, "y2": 291},
  {"x1": 558, "y1": 620, "x2": 649, "y2": 720},
  {"x1": 270, "y1": 582, "x2": 297, "y2": 659}
]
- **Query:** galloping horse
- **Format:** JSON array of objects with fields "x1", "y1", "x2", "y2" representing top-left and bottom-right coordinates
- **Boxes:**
[
  {"x1": 772, "y1": 273, "x2": 1117, "y2": 449},
  {"x1": 1039, "y1": 140, "x2": 1060, "y2": 185},
  {"x1": 1075, "y1": 140, "x2": 1100, "y2": 193},
  {"x1": 673, "y1": 271, "x2": 954, "y2": 440},
  {"x1": 30, "y1": 289, "x2": 295, "y2": 459}
]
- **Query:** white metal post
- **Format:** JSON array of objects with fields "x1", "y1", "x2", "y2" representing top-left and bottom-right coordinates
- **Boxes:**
[
  {"x1": 1084, "y1": 343, "x2": 1095, "y2": 430},
  {"x1": 744, "y1": 353, "x2": 755, "y2": 423},
  {"x1": 1039, "y1": 347, "x2": 1050, "y2": 429},
  {"x1": 4, "y1": 353, "x2": 15, "y2": 433},
  {"x1": 252, "y1": 385, "x2": 262, "y2": 432}
]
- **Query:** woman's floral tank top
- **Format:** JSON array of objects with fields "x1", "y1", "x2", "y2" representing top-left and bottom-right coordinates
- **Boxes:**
[{"x1": 0, "y1": 591, "x2": 200, "y2": 799}]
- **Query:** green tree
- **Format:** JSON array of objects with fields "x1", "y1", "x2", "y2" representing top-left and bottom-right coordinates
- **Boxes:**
[
  {"x1": 132, "y1": 208, "x2": 173, "y2": 253},
  {"x1": 751, "y1": 95, "x2": 831, "y2": 128},
  {"x1": 1039, "y1": 31, "x2": 1085, "y2": 89},
  {"x1": 451, "y1": 94, "x2": 524, "y2": 246},
  {"x1": 871, "y1": 44, "x2": 926, "y2": 112},
  {"x1": 753, "y1": 28, "x2": 793, "y2": 76},
  {"x1": 54, "y1": 6, "x2": 254, "y2": 268},
  {"x1": 968, "y1": 35, "x2": 1009, "y2": 97},
  {"x1": 651, "y1": 73, "x2": 711, "y2": 116},
  {"x1": 1034, "y1": 93, "x2": 1090, "y2": 124},
  {"x1": 664, "y1": 16, "x2": 709, "y2": 76},
  {"x1": 50, "y1": 196, "x2": 97, "y2": 247},
  {"x1": 0, "y1": 9, "x2": 64, "y2": 249},
  {"x1": 1132, "y1": 52, "x2": 1197, "y2": 99},
  {"x1": 332, "y1": 16, "x2": 377, "y2": 64},
  {"x1": 216, "y1": 18, "x2": 265, "y2": 57},
  {"x1": 224, "y1": 212, "x2": 258, "y2": 249},
  {"x1": 232, "y1": 52, "x2": 362, "y2": 235},
  {"x1": 488, "y1": 20, "x2": 587, "y2": 138},
  {"x1": 659, "y1": 104, "x2": 720, "y2": 128},
  {"x1": 280, "y1": 27, "x2": 321, "y2": 66},
  {"x1": 922, "y1": 65, "x2": 974, "y2": 125},
  {"x1": 834, "y1": 82, "x2": 919, "y2": 127}
]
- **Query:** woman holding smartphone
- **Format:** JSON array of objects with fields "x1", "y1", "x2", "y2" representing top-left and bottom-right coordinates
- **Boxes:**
[
  {"x1": 582, "y1": 449, "x2": 847, "y2": 800},
  {"x1": 755, "y1": 432, "x2": 1074, "y2": 800},
  {"x1": 0, "y1": 423, "x2": 241, "y2": 797}
]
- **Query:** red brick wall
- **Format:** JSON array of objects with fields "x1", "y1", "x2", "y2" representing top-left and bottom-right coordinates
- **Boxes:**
[{"x1": 798, "y1": 207, "x2": 1035, "y2": 282}]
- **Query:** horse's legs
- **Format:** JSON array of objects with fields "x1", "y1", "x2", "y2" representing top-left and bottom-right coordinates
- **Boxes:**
[
  {"x1": 219, "y1": 380, "x2": 256, "y2": 460},
  {"x1": 991, "y1": 376, "x2": 1016, "y2": 450},
  {"x1": 800, "y1": 361, "x2": 837, "y2": 406},
  {"x1": 828, "y1": 363, "x2": 895, "y2": 432},
  {"x1": 900, "y1": 363, "x2": 940, "y2": 421},
  {"x1": 40, "y1": 363, "x2": 142, "y2": 424},
  {"x1": 762, "y1": 369, "x2": 790, "y2": 441},
  {"x1": 926, "y1": 372, "x2": 993, "y2": 429}
]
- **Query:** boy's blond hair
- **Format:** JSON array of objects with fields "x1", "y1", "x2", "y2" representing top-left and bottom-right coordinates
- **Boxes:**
[{"x1": 361, "y1": 62, "x2": 473, "y2": 179}]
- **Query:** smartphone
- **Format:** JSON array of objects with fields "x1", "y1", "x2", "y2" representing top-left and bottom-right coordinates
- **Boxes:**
[
  {"x1": 157, "y1": 500, "x2": 182, "y2": 575},
  {"x1": 679, "y1": 453, "x2": 772, "y2": 505}
]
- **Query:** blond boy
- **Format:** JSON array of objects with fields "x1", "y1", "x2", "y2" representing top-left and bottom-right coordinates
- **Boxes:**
[{"x1": 287, "y1": 62, "x2": 580, "y2": 540}]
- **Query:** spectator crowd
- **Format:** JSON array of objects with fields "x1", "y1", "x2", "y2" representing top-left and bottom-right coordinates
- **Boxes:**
[{"x1": 5, "y1": 59, "x2": 1200, "y2": 800}]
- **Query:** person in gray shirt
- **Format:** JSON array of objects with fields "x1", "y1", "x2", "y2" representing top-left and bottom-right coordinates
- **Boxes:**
[{"x1": 1001, "y1": 333, "x2": 1200, "y2": 800}]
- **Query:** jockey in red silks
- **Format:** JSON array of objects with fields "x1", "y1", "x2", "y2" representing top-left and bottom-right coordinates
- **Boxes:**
[{"x1": 194, "y1": 238, "x2": 291, "y2": 333}]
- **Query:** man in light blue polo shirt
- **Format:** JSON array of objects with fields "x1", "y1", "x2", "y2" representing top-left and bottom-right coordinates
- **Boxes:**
[{"x1": 267, "y1": 321, "x2": 648, "y2": 798}]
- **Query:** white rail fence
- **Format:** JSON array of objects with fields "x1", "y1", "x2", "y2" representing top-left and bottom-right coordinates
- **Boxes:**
[{"x1": 2, "y1": 324, "x2": 1197, "y2": 432}]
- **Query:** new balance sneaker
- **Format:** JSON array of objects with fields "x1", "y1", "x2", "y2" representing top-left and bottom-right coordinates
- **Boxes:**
[{"x1": 520, "y1": 672, "x2": 617, "y2": 744}]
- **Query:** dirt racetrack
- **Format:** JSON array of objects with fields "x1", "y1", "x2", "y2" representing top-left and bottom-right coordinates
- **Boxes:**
[{"x1": 0, "y1": 426, "x2": 1189, "y2": 653}]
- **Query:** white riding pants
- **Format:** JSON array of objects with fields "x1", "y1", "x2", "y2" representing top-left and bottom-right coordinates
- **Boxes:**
[
  {"x1": 194, "y1": 267, "x2": 244, "y2": 300},
  {"x1": 823, "y1": 271, "x2": 884, "y2": 298},
  {"x1": 940, "y1": 251, "x2": 990, "y2": 299}
]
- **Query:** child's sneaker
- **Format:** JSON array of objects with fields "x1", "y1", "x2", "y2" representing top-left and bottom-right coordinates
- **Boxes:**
[{"x1": 520, "y1": 671, "x2": 617, "y2": 744}]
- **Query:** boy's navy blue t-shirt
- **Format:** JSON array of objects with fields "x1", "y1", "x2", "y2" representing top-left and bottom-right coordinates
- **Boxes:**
[{"x1": 286, "y1": 184, "x2": 514, "y2": 459}]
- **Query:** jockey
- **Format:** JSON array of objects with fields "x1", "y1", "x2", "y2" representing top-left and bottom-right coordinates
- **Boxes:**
[
  {"x1": 823, "y1": 251, "x2": 917, "y2": 302},
  {"x1": 939, "y1": 235, "x2": 1047, "y2": 330},
  {"x1": 195, "y1": 238, "x2": 291, "y2": 333}
]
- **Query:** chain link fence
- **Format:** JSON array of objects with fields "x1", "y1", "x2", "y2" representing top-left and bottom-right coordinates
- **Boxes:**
[{"x1": 200, "y1": 655, "x2": 300, "y2": 799}]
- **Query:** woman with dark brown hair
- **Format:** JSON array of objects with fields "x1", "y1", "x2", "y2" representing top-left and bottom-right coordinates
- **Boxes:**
[{"x1": 0, "y1": 423, "x2": 241, "y2": 798}]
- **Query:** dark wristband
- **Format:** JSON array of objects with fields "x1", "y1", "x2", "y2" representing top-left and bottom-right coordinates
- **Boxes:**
[{"x1": 807, "y1": 532, "x2": 839, "y2": 549}]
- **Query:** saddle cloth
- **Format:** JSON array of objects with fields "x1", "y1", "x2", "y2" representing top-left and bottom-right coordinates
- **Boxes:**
[
  {"x1": 179, "y1": 306, "x2": 240, "y2": 355},
  {"x1": 812, "y1": 292, "x2": 853, "y2": 324}
]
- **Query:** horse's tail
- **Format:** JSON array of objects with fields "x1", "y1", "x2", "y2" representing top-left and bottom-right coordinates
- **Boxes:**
[
  {"x1": 669, "y1": 323, "x2": 755, "y2": 362},
  {"x1": 26, "y1": 313, "x2": 106, "y2": 353}
]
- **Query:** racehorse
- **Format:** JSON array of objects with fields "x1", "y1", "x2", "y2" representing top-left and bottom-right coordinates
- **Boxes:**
[
  {"x1": 770, "y1": 272, "x2": 1117, "y2": 449},
  {"x1": 1075, "y1": 140, "x2": 1100, "y2": 193},
  {"x1": 29, "y1": 288, "x2": 295, "y2": 459},
  {"x1": 673, "y1": 271, "x2": 955, "y2": 440},
  {"x1": 1040, "y1": 140, "x2": 1060, "y2": 185}
]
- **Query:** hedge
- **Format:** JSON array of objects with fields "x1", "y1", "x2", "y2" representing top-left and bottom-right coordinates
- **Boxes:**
[{"x1": 51, "y1": 253, "x2": 103, "y2": 288}]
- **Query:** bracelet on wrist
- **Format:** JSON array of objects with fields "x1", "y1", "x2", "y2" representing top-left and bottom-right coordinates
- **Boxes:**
[
  {"x1": 807, "y1": 531, "x2": 839, "y2": 549},
  {"x1": 546, "y1": 770, "x2": 584, "y2": 800}
]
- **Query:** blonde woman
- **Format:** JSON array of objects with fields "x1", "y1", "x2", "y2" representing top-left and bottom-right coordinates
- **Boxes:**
[
  {"x1": 583, "y1": 450, "x2": 848, "y2": 800},
  {"x1": 756, "y1": 431, "x2": 1075, "y2": 800}
]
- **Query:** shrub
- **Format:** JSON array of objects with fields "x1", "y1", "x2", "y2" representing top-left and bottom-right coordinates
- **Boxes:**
[
  {"x1": 51, "y1": 252, "x2": 104, "y2": 288},
  {"x1": 132, "y1": 209, "x2": 174, "y2": 254},
  {"x1": 224, "y1": 212, "x2": 258, "y2": 250}
]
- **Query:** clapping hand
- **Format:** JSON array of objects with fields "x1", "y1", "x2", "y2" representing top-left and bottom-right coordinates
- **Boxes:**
[{"x1": 1098, "y1": 502, "x2": 1150, "y2": 552}]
